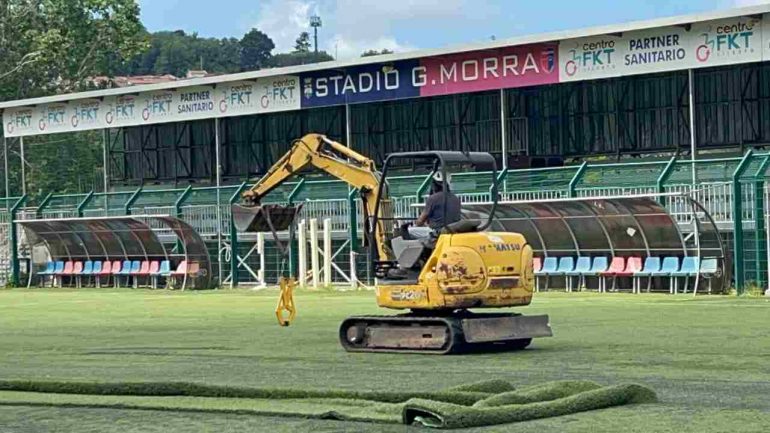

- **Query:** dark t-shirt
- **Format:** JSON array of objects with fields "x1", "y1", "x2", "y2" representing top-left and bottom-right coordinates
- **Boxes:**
[{"x1": 424, "y1": 191, "x2": 462, "y2": 230}]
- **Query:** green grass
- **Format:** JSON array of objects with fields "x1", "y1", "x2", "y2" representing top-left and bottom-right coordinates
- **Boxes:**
[{"x1": 0, "y1": 288, "x2": 769, "y2": 431}]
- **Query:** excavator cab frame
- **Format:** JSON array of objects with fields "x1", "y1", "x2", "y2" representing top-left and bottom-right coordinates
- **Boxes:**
[{"x1": 369, "y1": 151, "x2": 500, "y2": 278}]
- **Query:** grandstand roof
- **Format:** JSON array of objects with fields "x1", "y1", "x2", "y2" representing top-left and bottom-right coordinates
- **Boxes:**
[{"x1": 1, "y1": 4, "x2": 769, "y2": 110}]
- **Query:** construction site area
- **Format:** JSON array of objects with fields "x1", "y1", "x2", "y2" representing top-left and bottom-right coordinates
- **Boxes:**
[{"x1": 1, "y1": 3, "x2": 770, "y2": 432}]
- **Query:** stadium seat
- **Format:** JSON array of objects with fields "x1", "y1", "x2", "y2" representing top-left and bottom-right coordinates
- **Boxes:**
[
  {"x1": 89, "y1": 261, "x2": 102, "y2": 288},
  {"x1": 97, "y1": 260, "x2": 113, "y2": 288},
  {"x1": 634, "y1": 257, "x2": 661, "y2": 293},
  {"x1": 186, "y1": 262, "x2": 201, "y2": 290},
  {"x1": 72, "y1": 261, "x2": 84, "y2": 288},
  {"x1": 132, "y1": 261, "x2": 151, "y2": 288},
  {"x1": 59, "y1": 261, "x2": 75, "y2": 288},
  {"x1": 653, "y1": 256, "x2": 680, "y2": 294},
  {"x1": 151, "y1": 260, "x2": 171, "y2": 289},
  {"x1": 600, "y1": 257, "x2": 628, "y2": 292},
  {"x1": 111, "y1": 260, "x2": 124, "y2": 288},
  {"x1": 534, "y1": 257, "x2": 557, "y2": 291},
  {"x1": 699, "y1": 258, "x2": 719, "y2": 294},
  {"x1": 148, "y1": 261, "x2": 161, "y2": 289},
  {"x1": 533, "y1": 257, "x2": 542, "y2": 273},
  {"x1": 553, "y1": 257, "x2": 575, "y2": 292},
  {"x1": 125, "y1": 260, "x2": 140, "y2": 287},
  {"x1": 564, "y1": 257, "x2": 592, "y2": 292},
  {"x1": 37, "y1": 261, "x2": 56, "y2": 287},
  {"x1": 587, "y1": 257, "x2": 609, "y2": 292},
  {"x1": 671, "y1": 256, "x2": 699, "y2": 294}
]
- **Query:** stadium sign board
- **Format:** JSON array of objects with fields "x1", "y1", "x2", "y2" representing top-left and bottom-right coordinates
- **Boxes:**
[{"x1": 4, "y1": 13, "x2": 770, "y2": 137}]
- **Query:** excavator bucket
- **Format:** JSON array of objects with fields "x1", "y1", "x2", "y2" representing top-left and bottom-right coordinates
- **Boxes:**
[{"x1": 231, "y1": 203, "x2": 299, "y2": 233}]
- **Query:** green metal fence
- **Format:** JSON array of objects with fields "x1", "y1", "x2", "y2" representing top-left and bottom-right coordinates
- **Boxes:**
[{"x1": 4, "y1": 152, "x2": 770, "y2": 293}]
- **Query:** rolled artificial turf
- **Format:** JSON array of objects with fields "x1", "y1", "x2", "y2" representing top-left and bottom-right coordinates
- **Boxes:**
[{"x1": 0, "y1": 379, "x2": 656, "y2": 429}]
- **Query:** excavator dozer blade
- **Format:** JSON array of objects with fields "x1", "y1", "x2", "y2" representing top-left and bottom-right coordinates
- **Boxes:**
[{"x1": 231, "y1": 203, "x2": 299, "y2": 233}]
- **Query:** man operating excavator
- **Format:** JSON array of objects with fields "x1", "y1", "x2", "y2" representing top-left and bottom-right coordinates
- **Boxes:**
[{"x1": 415, "y1": 172, "x2": 462, "y2": 233}]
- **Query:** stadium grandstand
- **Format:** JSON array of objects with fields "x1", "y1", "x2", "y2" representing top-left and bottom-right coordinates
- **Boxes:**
[{"x1": 2, "y1": 4, "x2": 770, "y2": 293}]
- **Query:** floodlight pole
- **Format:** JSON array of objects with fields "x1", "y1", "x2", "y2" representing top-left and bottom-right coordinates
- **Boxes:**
[
  {"x1": 215, "y1": 117, "x2": 223, "y2": 289},
  {"x1": 310, "y1": 15, "x2": 322, "y2": 54}
]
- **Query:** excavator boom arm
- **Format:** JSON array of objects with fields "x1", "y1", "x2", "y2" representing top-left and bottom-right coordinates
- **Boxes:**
[{"x1": 241, "y1": 133, "x2": 391, "y2": 261}]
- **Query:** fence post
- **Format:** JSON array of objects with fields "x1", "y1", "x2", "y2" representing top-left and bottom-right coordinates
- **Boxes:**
[
  {"x1": 732, "y1": 149, "x2": 754, "y2": 295},
  {"x1": 297, "y1": 219, "x2": 307, "y2": 287},
  {"x1": 257, "y1": 232, "x2": 266, "y2": 288},
  {"x1": 567, "y1": 162, "x2": 588, "y2": 198},
  {"x1": 348, "y1": 189, "x2": 358, "y2": 289},
  {"x1": 124, "y1": 186, "x2": 143, "y2": 216},
  {"x1": 656, "y1": 156, "x2": 677, "y2": 201},
  {"x1": 287, "y1": 179, "x2": 306, "y2": 278},
  {"x1": 76, "y1": 191, "x2": 95, "y2": 218},
  {"x1": 9, "y1": 194, "x2": 28, "y2": 286},
  {"x1": 228, "y1": 182, "x2": 249, "y2": 288},
  {"x1": 309, "y1": 218, "x2": 319, "y2": 289},
  {"x1": 415, "y1": 173, "x2": 433, "y2": 201},
  {"x1": 753, "y1": 156, "x2": 770, "y2": 289},
  {"x1": 35, "y1": 192, "x2": 54, "y2": 219},
  {"x1": 323, "y1": 218, "x2": 332, "y2": 287}
]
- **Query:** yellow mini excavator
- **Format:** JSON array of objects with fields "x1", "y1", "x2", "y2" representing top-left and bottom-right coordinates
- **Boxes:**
[{"x1": 232, "y1": 133, "x2": 552, "y2": 354}]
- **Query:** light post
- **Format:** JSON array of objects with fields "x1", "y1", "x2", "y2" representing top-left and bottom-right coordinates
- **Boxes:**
[{"x1": 310, "y1": 15, "x2": 322, "y2": 54}]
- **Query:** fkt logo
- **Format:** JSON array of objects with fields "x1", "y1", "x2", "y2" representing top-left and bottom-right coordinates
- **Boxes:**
[
  {"x1": 696, "y1": 21, "x2": 756, "y2": 62},
  {"x1": 564, "y1": 40, "x2": 616, "y2": 77}
]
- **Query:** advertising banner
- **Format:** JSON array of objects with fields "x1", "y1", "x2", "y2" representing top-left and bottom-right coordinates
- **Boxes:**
[
  {"x1": 3, "y1": 75, "x2": 301, "y2": 137},
  {"x1": 560, "y1": 15, "x2": 763, "y2": 82},
  {"x1": 299, "y1": 43, "x2": 559, "y2": 108}
]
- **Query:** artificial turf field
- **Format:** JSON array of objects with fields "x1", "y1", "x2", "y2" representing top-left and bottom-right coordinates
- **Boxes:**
[{"x1": 0, "y1": 288, "x2": 768, "y2": 432}]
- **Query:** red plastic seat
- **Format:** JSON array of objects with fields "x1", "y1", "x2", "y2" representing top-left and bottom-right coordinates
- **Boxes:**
[
  {"x1": 99, "y1": 261, "x2": 112, "y2": 275},
  {"x1": 111, "y1": 260, "x2": 122, "y2": 275},
  {"x1": 600, "y1": 257, "x2": 626, "y2": 277},
  {"x1": 187, "y1": 262, "x2": 200, "y2": 276},
  {"x1": 171, "y1": 261, "x2": 188, "y2": 276},
  {"x1": 533, "y1": 257, "x2": 542, "y2": 273},
  {"x1": 72, "y1": 262, "x2": 84, "y2": 275},
  {"x1": 616, "y1": 257, "x2": 643, "y2": 277},
  {"x1": 149, "y1": 261, "x2": 160, "y2": 274},
  {"x1": 61, "y1": 261, "x2": 75, "y2": 275},
  {"x1": 134, "y1": 261, "x2": 151, "y2": 276}
]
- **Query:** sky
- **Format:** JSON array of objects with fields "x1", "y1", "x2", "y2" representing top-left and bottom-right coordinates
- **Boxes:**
[{"x1": 137, "y1": 0, "x2": 769, "y2": 60}]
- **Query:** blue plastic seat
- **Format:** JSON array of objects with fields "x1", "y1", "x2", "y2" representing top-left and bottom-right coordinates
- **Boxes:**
[
  {"x1": 635, "y1": 257, "x2": 661, "y2": 277},
  {"x1": 535, "y1": 257, "x2": 558, "y2": 276},
  {"x1": 658, "y1": 257, "x2": 680, "y2": 275},
  {"x1": 53, "y1": 261, "x2": 65, "y2": 275},
  {"x1": 671, "y1": 257, "x2": 699, "y2": 277},
  {"x1": 130, "y1": 260, "x2": 141, "y2": 274},
  {"x1": 158, "y1": 260, "x2": 171, "y2": 276},
  {"x1": 588, "y1": 257, "x2": 609, "y2": 274},
  {"x1": 39, "y1": 262, "x2": 55, "y2": 275},
  {"x1": 700, "y1": 258, "x2": 718, "y2": 277},
  {"x1": 92, "y1": 261, "x2": 103, "y2": 274},
  {"x1": 82, "y1": 261, "x2": 94, "y2": 275},
  {"x1": 553, "y1": 257, "x2": 575, "y2": 275},
  {"x1": 564, "y1": 257, "x2": 591, "y2": 276},
  {"x1": 119, "y1": 260, "x2": 133, "y2": 275}
]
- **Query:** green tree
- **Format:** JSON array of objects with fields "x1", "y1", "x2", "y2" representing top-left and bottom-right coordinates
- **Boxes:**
[
  {"x1": 361, "y1": 49, "x2": 394, "y2": 57},
  {"x1": 0, "y1": 0, "x2": 147, "y2": 100},
  {"x1": 269, "y1": 51, "x2": 334, "y2": 68},
  {"x1": 294, "y1": 32, "x2": 311, "y2": 53},
  {"x1": 0, "y1": 0, "x2": 146, "y2": 198},
  {"x1": 239, "y1": 28, "x2": 274, "y2": 72}
]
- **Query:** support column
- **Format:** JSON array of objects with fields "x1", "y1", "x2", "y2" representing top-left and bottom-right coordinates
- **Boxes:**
[
  {"x1": 688, "y1": 69, "x2": 697, "y2": 186},
  {"x1": 3, "y1": 136, "x2": 8, "y2": 204},
  {"x1": 499, "y1": 88, "x2": 507, "y2": 171},
  {"x1": 19, "y1": 137, "x2": 25, "y2": 196},
  {"x1": 214, "y1": 118, "x2": 223, "y2": 288},
  {"x1": 309, "y1": 218, "x2": 319, "y2": 289},
  {"x1": 732, "y1": 150, "x2": 754, "y2": 295},
  {"x1": 102, "y1": 129, "x2": 110, "y2": 213}
]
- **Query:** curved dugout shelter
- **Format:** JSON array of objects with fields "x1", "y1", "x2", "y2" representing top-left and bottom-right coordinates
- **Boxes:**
[
  {"x1": 463, "y1": 196, "x2": 728, "y2": 293},
  {"x1": 19, "y1": 216, "x2": 211, "y2": 289}
]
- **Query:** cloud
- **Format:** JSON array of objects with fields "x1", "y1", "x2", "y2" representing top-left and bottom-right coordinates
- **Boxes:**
[
  {"x1": 731, "y1": 0, "x2": 770, "y2": 6},
  {"x1": 254, "y1": 0, "x2": 318, "y2": 52},
  {"x1": 253, "y1": 0, "x2": 497, "y2": 60}
]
